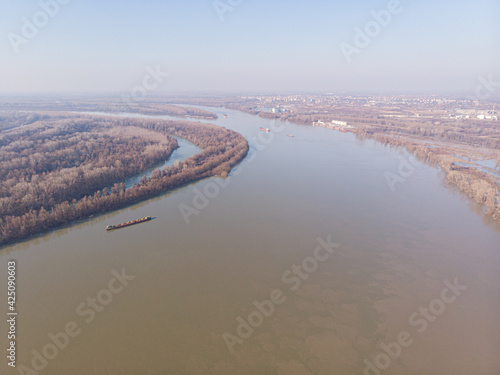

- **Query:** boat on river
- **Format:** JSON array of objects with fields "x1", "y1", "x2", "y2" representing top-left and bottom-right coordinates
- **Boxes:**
[
  {"x1": 260, "y1": 127, "x2": 270, "y2": 133},
  {"x1": 106, "y1": 216, "x2": 152, "y2": 231}
]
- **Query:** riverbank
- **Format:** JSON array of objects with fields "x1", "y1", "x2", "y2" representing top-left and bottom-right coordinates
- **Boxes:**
[{"x1": 364, "y1": 132, "x2": 500, "y2": 222}]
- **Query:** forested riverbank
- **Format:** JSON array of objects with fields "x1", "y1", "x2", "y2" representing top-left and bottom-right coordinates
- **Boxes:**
[
  {"x1": 226, "y1": 102, "x2": 500, "y2": 224},
  {"x1": 0, "y1": 115, "x2": 248, "y2": 246}
]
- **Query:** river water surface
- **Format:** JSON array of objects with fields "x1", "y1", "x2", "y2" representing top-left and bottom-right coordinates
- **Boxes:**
[{"x1": 1, "y1": 107, "x2": 499, "y2": 375}]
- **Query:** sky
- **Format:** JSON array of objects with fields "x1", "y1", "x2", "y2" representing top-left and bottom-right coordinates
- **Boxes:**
[{"x1": 0, "y1": 0, "x2": 499, "y2": 95}]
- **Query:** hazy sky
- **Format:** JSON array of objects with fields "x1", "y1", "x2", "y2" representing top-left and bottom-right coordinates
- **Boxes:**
[{"x1": 0, "y1": 0, "x2": 499, "y2": 94}]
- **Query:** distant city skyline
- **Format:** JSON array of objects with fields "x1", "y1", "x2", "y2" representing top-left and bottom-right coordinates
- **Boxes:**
[{"x1": 0, "y1": 0, "x2": 499, "y2": 94}]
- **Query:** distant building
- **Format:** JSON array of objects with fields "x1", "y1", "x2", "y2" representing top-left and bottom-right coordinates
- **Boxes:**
[
  {"x1": 331, "y1": 120, "x2": 347, "y2": 126},
  {"x1": 272, "y1": 107, "x2": 287, "y2": 114},
  {"x1": 313, "y1": 120, "x2": 353, "y2": 130}
]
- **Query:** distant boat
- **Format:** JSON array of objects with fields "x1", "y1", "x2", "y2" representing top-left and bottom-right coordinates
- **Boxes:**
[
  {"x1": 260, "y1": 127, "x2": 270, "y2": 133},
  {"x1": 223, "y1": 114, "x2": 228, "y2": 118},
  {"x1": 286, "y1": 134, "x2": 294, "y2": 138},
  {"x1": 106, "y1": 216, "x2": 152, "y2": 231}
]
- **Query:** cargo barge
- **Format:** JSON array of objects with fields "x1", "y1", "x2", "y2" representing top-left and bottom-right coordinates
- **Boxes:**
[{"x1": 106, "y1": 216, "x2": 152, "y2": 231}]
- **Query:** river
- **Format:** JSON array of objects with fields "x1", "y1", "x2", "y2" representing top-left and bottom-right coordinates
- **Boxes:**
[{"x1": 1, "y1": 107, "x2": 499, "y2": 375}]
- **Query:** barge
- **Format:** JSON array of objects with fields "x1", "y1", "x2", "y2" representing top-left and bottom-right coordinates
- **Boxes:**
[{"x1": 106, "y1": 216, "x2": 152, "y2": 231}]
